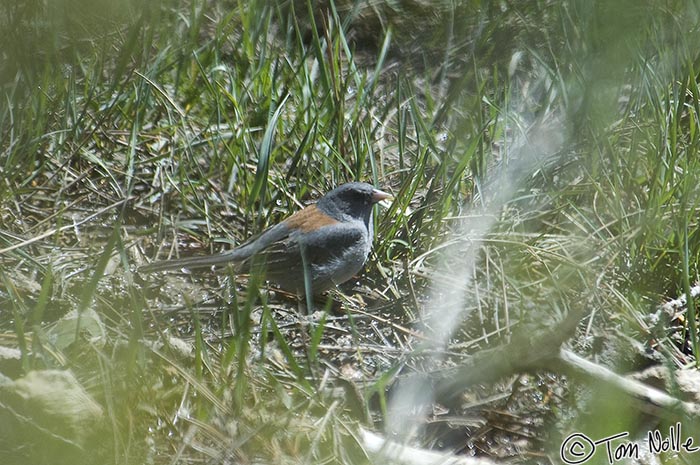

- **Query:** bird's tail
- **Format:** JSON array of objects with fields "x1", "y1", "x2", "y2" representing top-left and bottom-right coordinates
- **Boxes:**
[{"x1": 139, "y1": 250, "x2": 245, "y2": 273}]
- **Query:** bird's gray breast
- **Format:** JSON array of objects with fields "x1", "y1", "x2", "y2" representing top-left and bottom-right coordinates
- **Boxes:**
[{"x1": 298, "y1": 218, "x2": 371, "y2": 288}]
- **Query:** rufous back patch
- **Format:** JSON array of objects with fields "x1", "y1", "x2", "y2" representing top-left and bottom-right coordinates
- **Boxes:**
[{"x1": 284, "y1": 204, "x2": 339, "y2": 232}]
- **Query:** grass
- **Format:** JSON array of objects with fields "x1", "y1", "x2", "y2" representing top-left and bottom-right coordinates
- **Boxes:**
[{"x1": 2, "y1": 0, "x2": 700, "y2": 464}]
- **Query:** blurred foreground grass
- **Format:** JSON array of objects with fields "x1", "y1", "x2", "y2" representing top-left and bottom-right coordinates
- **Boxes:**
[{"x1": 2, "y1": 1, "x2": 700, "y2": 464}]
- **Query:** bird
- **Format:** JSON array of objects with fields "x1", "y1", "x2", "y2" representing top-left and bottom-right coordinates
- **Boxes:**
[{"x1": 140, "y1": 182, "x2": 392, "y2": 296}]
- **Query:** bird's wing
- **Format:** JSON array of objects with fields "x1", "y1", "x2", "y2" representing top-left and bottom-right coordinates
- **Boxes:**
[
  {"x1": 251, "y1": 223, "x2": 366, "y2": 274},
  {"x1": 231, "y1": 221, "x2": 294, "y2": 259}
]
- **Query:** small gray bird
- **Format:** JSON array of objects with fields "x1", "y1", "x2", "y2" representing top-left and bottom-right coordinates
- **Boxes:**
[{"x1": 141, "y1": 182, "x2": 391, "y2": 295}]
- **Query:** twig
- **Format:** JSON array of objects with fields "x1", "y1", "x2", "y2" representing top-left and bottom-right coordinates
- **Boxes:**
[
  {"x1": 660, "y1": 283, "x2": 700, "y2": 315},
  {"x1": 554, "y1": 348, "x2": 700, "y2": 420},
  {"x1": 434, "y1": 306, "x2": 585, "y2": 407},
  {"x1": 0, "y1": 198, "x2": 131, "y2": 256},
  {"x1": 359, "y1": 427, "x2": 497, "y2": 465},
  {"x1": 431, "y1": 307, "x2": 700, "y2": 423},
  {"x1": 352, "y1": 307, "x2": 426, "y2": 340}
]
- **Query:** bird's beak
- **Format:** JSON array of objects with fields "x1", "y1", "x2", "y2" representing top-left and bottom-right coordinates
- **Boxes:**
[{"x1": 371, "y1": 188, "x2": 393, "y2": 203}]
